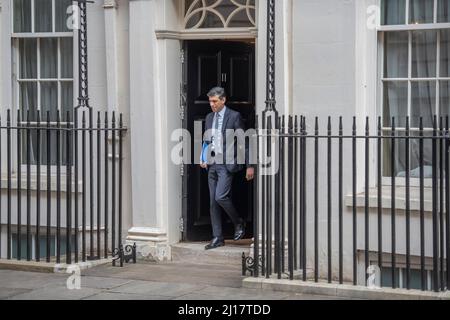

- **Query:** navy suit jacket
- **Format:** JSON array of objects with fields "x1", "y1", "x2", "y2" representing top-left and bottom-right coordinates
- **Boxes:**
[{"x1": 204, "y1": 107, "x2": 251, "y2": 173}]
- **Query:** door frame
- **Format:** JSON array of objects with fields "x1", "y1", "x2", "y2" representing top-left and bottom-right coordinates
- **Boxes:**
[{"x1": 181, "y1": 38, "x2": 258, "y2": 242}]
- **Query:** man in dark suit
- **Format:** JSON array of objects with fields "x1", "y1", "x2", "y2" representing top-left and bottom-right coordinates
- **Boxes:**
[{"x1": 200, "y1": 87, "x2": 254, "y2": 250}]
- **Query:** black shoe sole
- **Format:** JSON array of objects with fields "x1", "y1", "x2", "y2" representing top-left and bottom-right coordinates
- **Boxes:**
[{"x1": 205, "y1": 243, "x2": 225, "y2": 250}]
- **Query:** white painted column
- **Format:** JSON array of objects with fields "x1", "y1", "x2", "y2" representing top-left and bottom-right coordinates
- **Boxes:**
[
  {"x1": 0, "y1": 0, "x2": 12, "y2": 196},
  {"x1": 153, "y1": 0, "x2": 183, "y2": 247},
  {"x1": 102, "y1": 0, "x2": 133, "y2": 248},
  {"x1": 282, "y1": 0, "x2": 294, "y2": 116},
  {"x1": 0, "y1": 0, "x2": 3, "y2": 259},
  {"x1": 103, "y1": 0, "x2": 119, "y2": 112},
  {"x1": 127, "y1": 0, "x2": 169, "y2": 261},
  {"x1": 0, "y1": 0, "x2": 3, "y2": 108},
  {"x1": 1, "y1": 0, "x2": 12, "y2": 110}
]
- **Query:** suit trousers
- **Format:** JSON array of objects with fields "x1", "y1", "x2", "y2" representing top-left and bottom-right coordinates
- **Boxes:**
[{"x1": 208, "y1": 164, "x2": 241, "y2": 238}]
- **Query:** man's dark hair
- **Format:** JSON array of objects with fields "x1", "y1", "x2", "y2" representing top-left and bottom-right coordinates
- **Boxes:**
[{"x1": 207, "y1": 87, "x2": 227, "y2": 100}]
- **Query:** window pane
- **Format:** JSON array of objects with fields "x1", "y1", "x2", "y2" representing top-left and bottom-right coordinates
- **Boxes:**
[
  {"x1": 383, "y1": 131, "x2": 407, "y2": 177},
  {"x1": 412, "y1": 30, "x2": 437, "y2": 78},
  {"x1": 19, "y1": 38, "x2": 37, "y2": 79},
  {"x1": 185, "y1": 0, "x2": 202, "y2": 28},
  {"x1": 41, "y1": 82, "x2": 58, "y2": 121},
  {"x1": 39, "y1": 121, "x2": 58, "y2": 165},
  {"x1": 407, "y1": 269, "x2": 426, "y2": 290},
  {"x1": 438, "y1": 0, "x2": 450, "y2": 22},
  {"x1": 61, "y1": 82, "x2": 73, "y2": 119},
  {"x1": 60, "y1": 38, "x2": 73, "y2": 78},
  {"x1": 60, "y1": 235, "x2": 76, "y2": 255},
  {"x1": 184, "y1": 0, "x2": 255, "y2": 28},
  {"x1": 411, "y1": 81, "x2": 436, "y2": 128},
  {"x1": 384, "y1": 32, "x2": 409, "y2": 78},
  {"x1": 38, "y1": 235, "x2": 55, "y2": 258},
  {"x1": 13, "y1": 0, "x2": 32, "y2": 32},
  {"x1": 381, "y1": 0, "x2": 406, "y2": 25},
  {"x1": 56, "y1": 0, "x2": 73, "y2": 32},
  {"x1": 21, "y1": 106, "x2": 40, "y2": 165},
  {"x1": 380, "y1": 268, "x2": 400, "y2": 288},
  {"x1": 185, "y1": 0, "x2": 197, "y2": 14},
  {"x1": 383, "y1": 81, "x2": 408, "y2": 127},
  {"x1": 441, "y1": 81, "x2": 450, "y2": 118},
  {"x1": 410, "y1": 131, "x2": 433, "y2": 178},
  {"x1": 440, "y1": 29, "x2": 450, "y2": 77},
  {"x1": 392, "y1": 131, "x2": 406, "y2": 177},
  {"x1": 19, "y1": 82, "x2": 37, "y2": 112},
  {"x1": 202, "y1": 12, "x2": 225, "y2": 28},
  {"x1": 228, "y1": 7, "x2": 255, "y2": 28},
  {"x1": 40, "y1": 38, "x2": 57, "y2": 78},
  {"x1": 35, "y1": 0, "x2": 53, "y2": 32},
  {"x1": 409, "y1": 0, "x2": 434, "y2": 24},
  {"x1": 12, "y1": 234, "x2": 29, "y2": 259}
]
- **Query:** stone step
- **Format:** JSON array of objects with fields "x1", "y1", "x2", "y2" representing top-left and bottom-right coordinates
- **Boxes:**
[{"x1": 171, "y1": 240, "x2": 252, "y2": 266}]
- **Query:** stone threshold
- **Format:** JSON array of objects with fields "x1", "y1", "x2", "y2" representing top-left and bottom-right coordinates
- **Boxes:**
[
  {"x1": 171, "y1": 241, "x2": 252, "y2": 266},
  {"x1": 0, "y1": 258, "x2": 112, "y2": 274},
  {"x1": 243, "y1": 277, "x2": 450, "y2": 300}
]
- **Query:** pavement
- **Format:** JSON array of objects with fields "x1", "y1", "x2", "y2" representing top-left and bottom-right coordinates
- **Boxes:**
[{"x1": 0, "y1": 260, "x2": 353, "y2": 300}]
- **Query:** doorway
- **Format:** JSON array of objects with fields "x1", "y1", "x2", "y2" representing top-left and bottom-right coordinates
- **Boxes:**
[{"x1": 182, "y1": 40, "x2": 256, "y2": 242}]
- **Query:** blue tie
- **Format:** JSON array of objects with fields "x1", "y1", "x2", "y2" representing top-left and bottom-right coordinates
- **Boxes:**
[{"x1": 214, "y1": 113, "x2": 221, "y2": 153}]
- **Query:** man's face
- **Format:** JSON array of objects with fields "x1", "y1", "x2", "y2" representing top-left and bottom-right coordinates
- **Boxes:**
[{"x1": 209, "y1": 95, "x2": 226, "y2": 113}]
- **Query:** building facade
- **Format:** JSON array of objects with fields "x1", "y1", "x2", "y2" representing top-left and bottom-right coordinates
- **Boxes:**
[{"x1": 0, "y1": 0, "x2": 449, "y2": 290}]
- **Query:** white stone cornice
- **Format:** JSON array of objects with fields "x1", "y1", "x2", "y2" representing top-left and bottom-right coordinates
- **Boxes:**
[
  {"x1": 155, "y1": 30, "x2": 181, "y2": 40},
  {"x1": 103, "y1": 0, "x2": 118, "y2": 9},
  {"x1": 155, "y1": 28, "x2": 258, "y2": 40}
]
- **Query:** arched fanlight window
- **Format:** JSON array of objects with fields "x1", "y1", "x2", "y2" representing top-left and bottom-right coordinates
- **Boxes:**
[{"x1": 184, "y1": 0, "x2": 256, "y2": 29}]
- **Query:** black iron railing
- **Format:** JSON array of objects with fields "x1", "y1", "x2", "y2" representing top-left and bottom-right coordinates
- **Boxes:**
[
  {"x1": 245, "y1": 114, "x2": 450, "y2": 293},
  {"x1": 0, "y1": 108, "x2": 126, "y2": 264}
]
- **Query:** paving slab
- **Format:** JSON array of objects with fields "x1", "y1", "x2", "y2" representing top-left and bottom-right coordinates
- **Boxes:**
[
  {"x1": 83, "y1": 262, "x2": 244, "y2": 288},
  {"x1": 194, "y1": 286, "x2": 291, "y2": 300},
  {"x1": 79, "y1": 276, "x2": 133, "y2": 290},
  {"x1": 173, "y1": 293, "x2": 224, "y2": 300},
  {"x1": 109, "y1": 280, "x2": 207, "y2": 298},
  {"x1": 7, "y1": 284, "x2": 102, "y2": 300},
  {"x1": 0, "y1": 288, "x2": 31, "y2": 299},
  {"x1": 83, "y1": 292, "x2": 169, "y2": 300},
  {"x1": 0, "y1": 270, "x2": 66, "y2": 290}
]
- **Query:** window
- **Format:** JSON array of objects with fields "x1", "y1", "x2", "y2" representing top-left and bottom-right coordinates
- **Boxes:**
[
  {"x1": 380, "y1": 0, "x2": 450, "y2": 178},
  {"x1": 12, "y1": 233, "x2": 74, "y2": 260},
  {"x1": 12, "y1": 0, "x2": 74, "y2": 166},
  {"x1": 11, "y1": 233, "x2": 28, "y2": 260},
  {"x1": 184, "y1": 0, "x2": 256, "y2": 29},
  {"x1": 380, "y1": 266, "x2": 435, "y2": 291}
]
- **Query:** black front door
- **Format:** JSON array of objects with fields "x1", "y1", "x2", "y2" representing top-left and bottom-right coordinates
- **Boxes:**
[{"x1": 183, "y1": 40, "x2": 255, "y2": 242}]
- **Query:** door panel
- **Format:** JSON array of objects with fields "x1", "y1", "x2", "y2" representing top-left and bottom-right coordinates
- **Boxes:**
[
  {"x1": 184, "y1": 40, "x2": 255, "y2": 242},
  {"x1": 197, "y1": 53, "x2": 221, "y2": 100}
]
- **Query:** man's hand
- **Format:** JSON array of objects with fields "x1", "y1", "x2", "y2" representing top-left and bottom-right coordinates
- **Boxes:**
[
  {"x1": 200, "y1": 162, "x2": 208, "y2": 169},
  {"x1": 246, "y1": 167, "x2": 255, "y2": 181}
]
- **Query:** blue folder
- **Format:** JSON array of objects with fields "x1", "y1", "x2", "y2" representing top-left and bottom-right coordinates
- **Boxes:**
[{"x1": 201, "y1": 142, "x2": 210, "y2": 164}]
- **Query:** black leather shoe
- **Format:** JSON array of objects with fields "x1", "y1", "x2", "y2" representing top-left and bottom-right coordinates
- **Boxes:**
[
  {"x1": 205, "y1": 237, "x2": 225, "y2": 250},
  {"x1": 234, "y1": 221, "x2": 246, "y2": 241}
]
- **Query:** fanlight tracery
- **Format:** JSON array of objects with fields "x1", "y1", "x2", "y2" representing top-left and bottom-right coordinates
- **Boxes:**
[{"x1": 184, "y1": 0, "x2": 256, "y2": 29}]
